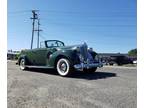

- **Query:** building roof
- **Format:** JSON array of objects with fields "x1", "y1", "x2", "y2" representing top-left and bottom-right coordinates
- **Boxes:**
[{"x1": 7, "y1": 50, "x2": 20, "y2": 55}]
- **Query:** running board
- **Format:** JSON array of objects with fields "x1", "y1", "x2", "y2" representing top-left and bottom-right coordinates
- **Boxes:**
[{"x1": 25, "y1": 65, "x2": 54, "y2": 69}]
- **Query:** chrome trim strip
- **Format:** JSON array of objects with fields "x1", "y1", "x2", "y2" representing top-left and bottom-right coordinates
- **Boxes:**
[{"x1": 25, "y1": 65, "x2": 54, "y2": 69}]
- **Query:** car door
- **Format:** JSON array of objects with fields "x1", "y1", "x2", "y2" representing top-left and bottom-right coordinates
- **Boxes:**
[
  {"x1": 34, "y1": 47, "x2": 57, "y2": 66},
  {"x1": 32, "y1": 48, "x2": 48, "y2": 66},
  {"x1": 33, "y1": 41, "x2": 58, "y2": 66},
  {"x1": 24, "y1": 49, "x2": 38, "y2": 65}
]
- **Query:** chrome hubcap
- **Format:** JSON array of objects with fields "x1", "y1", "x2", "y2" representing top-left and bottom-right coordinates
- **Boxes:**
[
  {"x1": 57, "y1": 58, "x2": 70, "y2": 76},
  {"x1": 21, "y1": 61, "x2": 24, "y2": 66},
  {"x1": 59, "y1": 62, "x2": 67, "y2": 72},
  {"x1": 20, "y1": 60, "x2": 25, "y2": 69}
]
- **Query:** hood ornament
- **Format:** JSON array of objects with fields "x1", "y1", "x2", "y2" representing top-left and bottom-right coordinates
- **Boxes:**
[{"x1": 83, "y1": 42, "x2": 88, "y2": 49}]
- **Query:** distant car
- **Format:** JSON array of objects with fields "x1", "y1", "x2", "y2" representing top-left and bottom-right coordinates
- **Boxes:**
[
  {"x1": 107, "y1": 56, "x2": 133, "y2": 65},
  {"x1": 18, "y1": 40, "x2": 103, "y2": 76}
]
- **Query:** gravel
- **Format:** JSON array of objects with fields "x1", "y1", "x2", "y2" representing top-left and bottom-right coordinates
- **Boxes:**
[{"x1": 8, "y1": 61, "x2": 137, "y2": 108}]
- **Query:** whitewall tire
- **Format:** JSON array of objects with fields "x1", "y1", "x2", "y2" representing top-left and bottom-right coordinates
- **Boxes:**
[
  {"x1": 56, "y1": 58, "x2": 72, "y2": 76},
  {"x1": 20, "y1": 59, "x2": 26, "y2": 70}
]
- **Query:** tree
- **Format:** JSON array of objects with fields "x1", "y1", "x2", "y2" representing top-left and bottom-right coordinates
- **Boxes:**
[
  {"x1": 15, "y1": 53, "x2": 20, "y2": 60},
  {"x1": 128, "y1": 48, "x2": 137, "y2": 56}
]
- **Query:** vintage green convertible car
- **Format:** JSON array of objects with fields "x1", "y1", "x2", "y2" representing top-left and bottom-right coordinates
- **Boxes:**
[{"x1": 18, "y1": 40, "x2": 103, "y2": 76}]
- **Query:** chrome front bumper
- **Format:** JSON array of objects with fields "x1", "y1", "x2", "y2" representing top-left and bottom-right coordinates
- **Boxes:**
[{"x1": 74, "y1": 62, "x2": 103, "y2": 70}]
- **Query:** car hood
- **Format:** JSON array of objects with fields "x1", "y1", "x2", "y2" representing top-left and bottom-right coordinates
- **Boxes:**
[{"x1": 56, "y1": 44, "x2": 81, "y2": 50}]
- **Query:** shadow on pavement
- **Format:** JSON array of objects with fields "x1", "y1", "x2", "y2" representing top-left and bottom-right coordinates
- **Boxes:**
[
  {"x1": 26, "y1": 68, "x2": 117, "y2": 80},
  {"x1": 68, "y1": 71, "x2": 117, "y2": 80}
]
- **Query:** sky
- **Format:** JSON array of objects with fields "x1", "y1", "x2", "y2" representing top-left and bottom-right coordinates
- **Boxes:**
[{"x1": 8, "y1": 0, "x2": 136, "y2": 53}]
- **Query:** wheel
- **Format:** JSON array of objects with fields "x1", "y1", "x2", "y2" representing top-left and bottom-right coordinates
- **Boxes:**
[
  {"x1": 56, "y1": 58, "x2": 73, "y2": 76},
  {"x1": 83, "y1": 67, "x2": 97, "y2": 73},
  {"x1": 19, "y1": 58, "x2": 26, "y2": 70}
]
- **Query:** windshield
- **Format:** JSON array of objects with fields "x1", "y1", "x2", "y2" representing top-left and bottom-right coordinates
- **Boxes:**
[{"x1": 46, "y1": 40, "x2": 65, "y2": 48}]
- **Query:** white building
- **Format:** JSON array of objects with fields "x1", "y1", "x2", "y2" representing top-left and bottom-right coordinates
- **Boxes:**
[{"x1": 7, "y1": 50, "x2": 20, "y2": 60}]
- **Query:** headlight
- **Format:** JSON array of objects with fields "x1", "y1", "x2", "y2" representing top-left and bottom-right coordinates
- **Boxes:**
[
  {"x1": 88, "y1": 47, "x2": 93, "y2": 51},
  {"x1": 95, "y1": 55, "x2": 99, "y2": 61}
]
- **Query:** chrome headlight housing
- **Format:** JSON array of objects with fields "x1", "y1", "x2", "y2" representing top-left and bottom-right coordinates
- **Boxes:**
[
  {"x1": 95, "y1": 55, "x2": 99, "y2": 61},
  {"x1": 88, "y1": 47, "x2": 93, "y2": 51}
]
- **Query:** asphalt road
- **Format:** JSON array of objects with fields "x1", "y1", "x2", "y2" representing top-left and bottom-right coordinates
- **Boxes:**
[{"x1": 8, "y1": 61, "x2": 137, "y2": 108}]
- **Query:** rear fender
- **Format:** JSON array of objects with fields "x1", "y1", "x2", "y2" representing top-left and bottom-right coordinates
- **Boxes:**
[{"x1": 18, "y1": 55, "x2": 29, "y2": 65}]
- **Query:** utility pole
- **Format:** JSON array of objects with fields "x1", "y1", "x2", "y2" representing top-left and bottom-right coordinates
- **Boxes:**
[
  {"x1": 30, "y1": 10, "x2": 38, "y2": 49},
  {"x1": 35, "y1": 19, "x2": 42, "y2": 48}
]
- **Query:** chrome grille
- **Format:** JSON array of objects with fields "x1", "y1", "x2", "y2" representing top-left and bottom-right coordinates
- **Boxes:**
[{"x1": 79, "y1": 43, "x2": 88, "y2": 62}]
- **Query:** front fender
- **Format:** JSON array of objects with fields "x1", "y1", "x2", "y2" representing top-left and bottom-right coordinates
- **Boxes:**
[
  {"x1": 89, "y1": 50, "x2": 97, "y2": 59},
  {"x1": 47, "y1": 50, "x2": 80, "y2": 67}
]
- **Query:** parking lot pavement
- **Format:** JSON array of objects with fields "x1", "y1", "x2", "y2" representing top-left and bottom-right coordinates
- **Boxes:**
[
  {"x1": 104, "y1": 65, "x2": 137, "y2": 69},
  {"x1": 8, "y1": 61, "x2": 137, "y2": 108}
]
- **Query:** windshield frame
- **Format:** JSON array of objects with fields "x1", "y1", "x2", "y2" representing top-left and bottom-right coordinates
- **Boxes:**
[{"x1": 45, "y1": 40, "x2": 65, "y2": 48}]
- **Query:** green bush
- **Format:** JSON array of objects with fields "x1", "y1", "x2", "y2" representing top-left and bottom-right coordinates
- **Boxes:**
[{"x1": 128, "y1": 48, "x2": 137, "y2": 56}]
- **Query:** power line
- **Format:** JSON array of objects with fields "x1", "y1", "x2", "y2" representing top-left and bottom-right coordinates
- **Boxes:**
[
  {"x1": 8, "y1": 9, "x2": 135, "y2": 17},
  {"x1": 8, "y1": 10, "x2": 31, "y2": 14},
  {"x1": 41, "y1": 9, "x2": 136, "y2": 14},
  {"x1": 40, "y1": 22, "x2": 136, "y2": 27},
  {"x1": 39, "y1": 34, "x2": 46, "y2": 40},
  {"x1": 40, "y1": 10, "x2": 135, "y2": 18}
]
